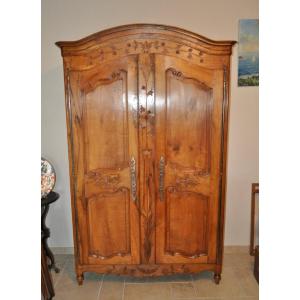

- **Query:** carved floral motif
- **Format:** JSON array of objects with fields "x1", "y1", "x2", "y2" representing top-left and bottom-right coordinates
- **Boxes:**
[
  {"x1": 87, "y1": 171, "x2": 120, "y2": 188},
  {"x1": 85, "y1": 40, "x2": 205, "y2": 65},
  {"x1": 174, "y1": 169, "x2": 209, "y2": 189},
  {"x1": 110, "y1": 71, "x2": 122, "y2": 80},
  {"x1": 175, "y1": 174, "x2": 198, "y2": 188},
  {"x1": 89, "y1": 250, "x2": 128, "y2": 260},
  {"x1": 138, "y1": 54, "x2": 156, "y2": 262},
  {"x1": 139, "y1": 104, "x2": 155, "y2": 130}
]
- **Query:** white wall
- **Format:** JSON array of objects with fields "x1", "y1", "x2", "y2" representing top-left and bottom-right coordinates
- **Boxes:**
[{"x1": 42, "y1": 0, "x2": 258, "y2": 247}]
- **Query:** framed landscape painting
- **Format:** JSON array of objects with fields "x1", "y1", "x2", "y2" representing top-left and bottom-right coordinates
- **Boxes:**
[{"x1": 238, "y1": 19, "x2": 259, "y2": 86}]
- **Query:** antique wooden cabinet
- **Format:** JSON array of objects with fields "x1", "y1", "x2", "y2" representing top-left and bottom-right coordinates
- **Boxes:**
[{"x1": 56, "y1": 24, "x2": 235, "y2": 285}]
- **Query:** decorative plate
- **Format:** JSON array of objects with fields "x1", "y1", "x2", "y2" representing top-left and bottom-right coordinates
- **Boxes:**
[{"x1": 41, "y1": 157, "x2": 56, "y2": 198}]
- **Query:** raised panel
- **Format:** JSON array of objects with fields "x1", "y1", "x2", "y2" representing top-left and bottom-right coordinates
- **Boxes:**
[
  {"x1": 155, "y1": 55, "x2": 221, "y2": 265},
  {"x1": 165, "y1": 188, "x2": 208, "y2": 258},
  {"x1": 87, "y1": 188, "x2": 130, "y2": 259},
  {"x1": 166, "y1": 68, "x2": 212, "y2": 172},
  {"x1": 84, "y1": 71, "x2": 128, "y2": 170},
  {"x1": 72, "y1": 56, "x2": 140, "y2": 266}
]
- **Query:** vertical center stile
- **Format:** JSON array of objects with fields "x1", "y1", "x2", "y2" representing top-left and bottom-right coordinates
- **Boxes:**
[{"x1": 138, "y1": 54, "x2": 156, "y2": 264}]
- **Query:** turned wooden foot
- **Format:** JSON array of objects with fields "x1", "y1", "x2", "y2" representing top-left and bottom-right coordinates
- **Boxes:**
[
  {"x1": 77, "y1": 273, "x2": 84, "y2": 285},
  {"x1": 214, "y1": 273, "x2": 221, "y2": 284}
]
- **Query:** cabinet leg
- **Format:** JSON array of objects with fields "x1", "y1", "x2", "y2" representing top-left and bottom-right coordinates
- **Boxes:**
[
  {"x1": 214, "y1": 273, "x2": 221, "y2": 284},
  {"x1": 77, "y1": 273, "x2": 84, "y2": 285}
]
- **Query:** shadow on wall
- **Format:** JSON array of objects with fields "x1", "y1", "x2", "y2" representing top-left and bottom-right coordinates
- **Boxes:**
[{"x1": 42, "y1": 66, "x2": 74, "y2": 248}]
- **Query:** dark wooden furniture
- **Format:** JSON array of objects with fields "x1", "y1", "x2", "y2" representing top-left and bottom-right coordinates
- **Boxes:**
[
  {"x1": 56, "y1": 24, "x2": 236, "y2": 285},
  {"x1": 254, "y1": 245, "x2": 259, "y2": 283},
  {"x1": 42, "y1": 244, "x2": 55, "y2": 300},
  {"x1": 41, "y1": 191, "x2": 60, "y2": 273},
  {"x1": 41, "y1": 192, "x2": 59, "y2": 299},
  {"x1": 250, "y1": 183, "x2": 259, "y2": 255}
]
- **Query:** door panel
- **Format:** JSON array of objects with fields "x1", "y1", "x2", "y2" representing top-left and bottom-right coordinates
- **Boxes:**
[
  {"x1": 72, "y1": 56, "x2": 140, "y2": 265},
  {"x1": 155, "y1": 55, "x2": 224, "y2": 264},
  {"x1": 165, "y1": 189, "x2": 208, "y2": 258},
  {"x1": 85, "y1": 72, "x2": 129, "y2": 170},
  {"x1": 165, "y1": 68, "x2": 212, "y2": 171},
  {"x1": 87, "y1": 188, "x2": 130, "y2": 259}
]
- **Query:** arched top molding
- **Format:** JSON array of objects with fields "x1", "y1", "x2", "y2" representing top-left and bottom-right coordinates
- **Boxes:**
[{"x1": 56, "y1": 24, "x2": 236, "y2": 56}]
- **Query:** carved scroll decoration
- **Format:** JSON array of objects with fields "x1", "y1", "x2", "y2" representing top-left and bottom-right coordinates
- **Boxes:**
[
  {"x1": 82, "y1": 69, "x2": 126, "y2": 93},
  {"x1": 137, "y1": 265, "x2": 159, "y2": 274},
  {"x1": 175, "y1": 174, "x2": 198, "y2": 189},
  {"x1": 86, "y1": 171, "x2": 120, "y2": 189},
  {"x1": 90, "y1": 250, "x2": 128, "y2": 260},
  {"x1": 167, "y1": 167, "x2": 209, "y2": 190},
  {"x1": 167, "y1": 67, "x2": 211, "y2": 91},
  {"x1": 166, "y1": 249, "x2": 207, "y2": 259}
]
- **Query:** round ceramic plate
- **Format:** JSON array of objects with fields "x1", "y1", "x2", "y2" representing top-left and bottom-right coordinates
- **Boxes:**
[{"x1": 41, "y1": 157, "x2": 56, "y2": 198}]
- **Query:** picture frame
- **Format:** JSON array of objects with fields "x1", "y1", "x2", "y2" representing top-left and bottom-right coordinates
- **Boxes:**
[{"x1": 238, "y1": 19, "x2": 259, "y2": 86}]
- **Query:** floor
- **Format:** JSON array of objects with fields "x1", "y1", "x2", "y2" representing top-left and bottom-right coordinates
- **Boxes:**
[{"x1": 51, "y1": 252, "x2": 258, "y2": 300}]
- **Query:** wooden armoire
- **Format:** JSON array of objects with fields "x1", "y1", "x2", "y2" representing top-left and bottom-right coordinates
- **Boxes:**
[{"x1": 56, "y1": 24, "x2": 236, "y2": 285}]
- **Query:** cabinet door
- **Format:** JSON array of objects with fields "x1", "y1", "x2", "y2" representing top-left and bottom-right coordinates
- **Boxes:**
[
  {"x1": 155, "y1": 55, "x2": 224, "y2": 264},
  {"x1": 68, "y1": 56, "x2": 140, "y2": 265}
]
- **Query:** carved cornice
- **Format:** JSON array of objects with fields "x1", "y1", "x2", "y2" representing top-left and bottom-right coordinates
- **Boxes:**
[
  {"x1": 56, "y1": 24, "x2": 236, "y2": 54},
  {"x1": 57, "y1": 25, "x2": 235, "y2": 72},
  {"x1": 63, "y1": 39, "x2": 208, "y2": 66}
]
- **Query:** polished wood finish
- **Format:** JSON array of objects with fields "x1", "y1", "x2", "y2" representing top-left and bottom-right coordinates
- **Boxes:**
[
  {"x1": 155, "y1": 55, "x2": 223, "y2": 266},
  {"x1": 56, "y1": 24, "x2": 235, "y2": 285}
]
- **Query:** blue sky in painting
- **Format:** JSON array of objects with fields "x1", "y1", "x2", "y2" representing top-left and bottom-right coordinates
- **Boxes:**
[
  {"x1": 239, "y1": 19, "x2": 259, "y2": 56},
  {"x1": 238, "y1": 19, "x2": 259, "y2": 78}
]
